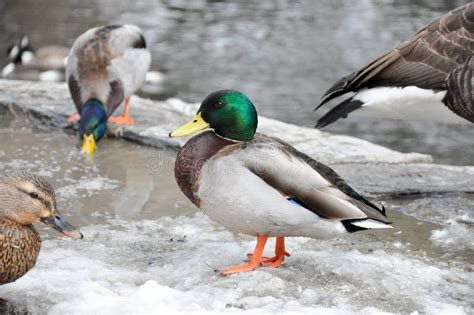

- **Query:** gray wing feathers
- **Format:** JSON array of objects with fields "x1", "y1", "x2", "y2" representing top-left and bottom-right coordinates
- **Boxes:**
[
  {"x1": 67, "y1": 75, "x2": 82, "y2": 113},
  {"x1": 319, "y1": 3, "x2": 474, "y2": 107},
  {"x1": 244, "y1": 135, "x2": 389, "y2": 222}
]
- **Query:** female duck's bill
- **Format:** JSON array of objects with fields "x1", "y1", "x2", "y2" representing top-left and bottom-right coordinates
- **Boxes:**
[{"x1": 40, "y1": 208, "x2": 83, "y2": 239}]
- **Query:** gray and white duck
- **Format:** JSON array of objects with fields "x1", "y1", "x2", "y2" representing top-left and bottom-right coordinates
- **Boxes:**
[
  {"x1": 65, "y1": 24, "x2": 151, "y2": 155},
  {"x1": 170, "y1": 90, "x2": 392, "y2": 276}
]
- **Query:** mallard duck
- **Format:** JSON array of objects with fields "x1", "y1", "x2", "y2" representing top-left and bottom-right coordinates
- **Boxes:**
[
  {"x1": 315, "y1": 3, "x2": 473, "y2": 127},
  {"x1": 169, "y1": 90, "x2": 392, "y2": 275},
  {"x1": 65, "y1": 24, "x2": 151, "y2": 154},
  {"x1": 1, "y1": 36, "x2": 69, "y2": 82},
  {"x1": 0, "y1": 171, "x2": 82, "y2": 285}
]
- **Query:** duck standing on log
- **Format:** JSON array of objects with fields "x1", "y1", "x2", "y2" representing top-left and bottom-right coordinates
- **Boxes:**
[{"x1": 66, "y1": 24, "x2": 151, "y2": 155}]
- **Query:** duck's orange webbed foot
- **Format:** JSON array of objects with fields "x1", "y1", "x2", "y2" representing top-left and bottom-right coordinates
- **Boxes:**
[
  {"x1": 248, "y1": 237, "x2": 290, "y2": 268},
  {"x1": 109, "y1": 96, "x2": 135, "y2": 125},
  {"x1": 220, "y1": 234, "x2": 268, "y2": 276},
  {"x1": 108, "y1": 115, "x2": 135, "y2": 125},
  {"x1": 67, "y1": 112, "x2": 80, "y2": 124}
]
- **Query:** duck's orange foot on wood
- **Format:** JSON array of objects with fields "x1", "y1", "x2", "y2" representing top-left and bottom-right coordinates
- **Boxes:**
[
  {"x1": 108, "y1": 96, "x2": 135, "y2": 125},
  {"x1": 108, "y1": 115, "x2": 135, "y2": 125},
  {"x1": 67, "y1": 112, "x2": 80, "y2": 124}
]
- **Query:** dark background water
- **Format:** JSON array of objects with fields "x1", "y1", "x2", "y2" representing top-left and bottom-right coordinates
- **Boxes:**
[{"x1": 0, "y1": 0, "x2": 472, "y2": 164}]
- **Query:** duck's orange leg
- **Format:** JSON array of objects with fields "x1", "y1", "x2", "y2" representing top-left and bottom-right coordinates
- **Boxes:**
[
  {"x1": 263, "y1": 237, "x2": 290, "y2": 268},
  {"x1": 67, "y1": 112, "x2": 80, "y2": 124},
  {"x1": 220, "y1": 234, "x2": 268, "y2": 276},
  {"x1": 109, "y1": 96, "x2": 135, "y2": 125},
  {"x1": 247, "y1": 237, "x2": 290, "y2": 268}
]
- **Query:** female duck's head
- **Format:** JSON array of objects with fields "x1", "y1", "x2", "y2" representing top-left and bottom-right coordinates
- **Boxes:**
[
  {"x1": 0, "y1": 171, "x2": 83, "y2": 239},
  {"x1": 170, "y1": 90, "x2": 258, "y2": 141},
  {"x1": 79, "y1": 99, "x2": 108, "y2": 154}
]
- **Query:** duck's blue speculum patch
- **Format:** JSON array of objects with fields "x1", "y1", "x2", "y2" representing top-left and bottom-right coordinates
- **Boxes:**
[{"x1": 79, "y1": 99, "x2": 107, "y2": 141}]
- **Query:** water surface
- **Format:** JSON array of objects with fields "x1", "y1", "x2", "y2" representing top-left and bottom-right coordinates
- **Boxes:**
[{"x1": 1, "y1": 0, "x2": 472, "y2": 164}]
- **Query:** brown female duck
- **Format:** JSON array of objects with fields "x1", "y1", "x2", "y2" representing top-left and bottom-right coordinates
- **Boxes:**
[{"x1": 0, "y1": 171, "x2": 82, "y2": 285}]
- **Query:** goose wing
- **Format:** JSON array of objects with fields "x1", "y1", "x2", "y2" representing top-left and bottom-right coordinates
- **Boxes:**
[{"x1": 318, "y1": 3, "x2": 474, "y2": 108}]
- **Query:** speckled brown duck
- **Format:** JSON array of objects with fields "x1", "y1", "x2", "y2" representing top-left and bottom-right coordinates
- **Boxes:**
[{"x1": 0, "y1": 171, "x2": 82, "y2": 285}]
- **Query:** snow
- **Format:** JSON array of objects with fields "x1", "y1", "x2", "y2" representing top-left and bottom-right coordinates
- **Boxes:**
[
  {"x1": 0, "y1": 213, "x2": 472, "y2": 314},
  {"x1": 431, "y1": 212, "x2": 474, "y2": 250}
]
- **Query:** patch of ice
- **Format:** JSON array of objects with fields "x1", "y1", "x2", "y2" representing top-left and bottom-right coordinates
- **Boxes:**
[
  {"x1": 0, "y1": 213, "x2": 471, "y2": 314},
  {"x1": 431, "y1": 214, "x2": 474, "y2": 250},
  {"x1": 57, "y1": 176, "x2": 120, "y2": 198}
]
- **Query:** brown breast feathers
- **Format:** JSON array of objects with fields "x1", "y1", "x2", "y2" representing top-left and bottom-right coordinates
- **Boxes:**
[
  {"x1": 0, "y1": 219, "x2": 41, "y2": 285},
  {"x1": 174, "y1": 130, "x2": 235, "y2": 207}
]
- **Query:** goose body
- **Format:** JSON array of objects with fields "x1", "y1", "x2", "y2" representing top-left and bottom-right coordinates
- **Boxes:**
[
  {"x1": 0, "y1": 172, "x2": 82, "y2": 285},
  {"x1": 316, "y1": 3, "x2": 474, "y2": 127},
  {"x1": 66, "y1": 24, "x2": 151, "y2": 154},
  {"x1": 171, "y1": 90, "x2": 391, "y2": 275}
]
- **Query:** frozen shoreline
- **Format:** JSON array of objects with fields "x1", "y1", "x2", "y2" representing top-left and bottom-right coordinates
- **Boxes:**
[
  {"x1": 0, "y1": 79, "x2": 431, "y2": 164},
  {"x1": 0, "y1": 79, "x2": 472, "y2": 314},
  {"x1": 0, "y1": 213, "x2": 472, "y2": 314}
]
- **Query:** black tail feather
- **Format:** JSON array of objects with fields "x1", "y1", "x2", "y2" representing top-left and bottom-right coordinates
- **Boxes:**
[
  {"x1": 315, "y1": 97, "x2": 364, "y2": 128},
  {"x1": 341, "y1": 218, "x2": 392, "y2": 233},
  {"x1": 340, "y1": 219, "x2": 369, "y2": 233}
]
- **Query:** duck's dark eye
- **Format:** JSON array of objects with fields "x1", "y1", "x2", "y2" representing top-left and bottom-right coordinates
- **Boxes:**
[
  {"x1": 29, "y1": 192, "x2": 39, "y2": 199},
  {"x1": 216, "y1": 101, "x2": 224, "y2": 108}
]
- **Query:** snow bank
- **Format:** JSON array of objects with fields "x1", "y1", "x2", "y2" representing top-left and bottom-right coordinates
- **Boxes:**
[{"x1": 1, "y1": 213, "x2": 471, "y2": 314}]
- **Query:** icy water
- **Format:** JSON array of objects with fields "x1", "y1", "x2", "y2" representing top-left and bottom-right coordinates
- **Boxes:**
[
  {"x1": 1, "y1": 0, "x2": 473, "y2": 165},
  {"x1": 0, "y1": 118, "x2": 472, "y2": 314}
]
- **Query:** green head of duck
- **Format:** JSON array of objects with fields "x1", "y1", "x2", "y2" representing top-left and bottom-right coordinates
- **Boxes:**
[
  {"x1": 170, "y1": 90, "x2": 258, "y2": 141},
  {"x1": 78, "y1": 99, "x2": 108, "y2": 155}
]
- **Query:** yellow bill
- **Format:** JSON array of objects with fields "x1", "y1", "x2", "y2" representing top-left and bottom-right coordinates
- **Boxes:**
[
  {"x1": 169, "y1": 112, "x2": 210, "y2": 138},
  {"x1": 81, "y1": 134, "x2": 96, "y2": 154}
]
